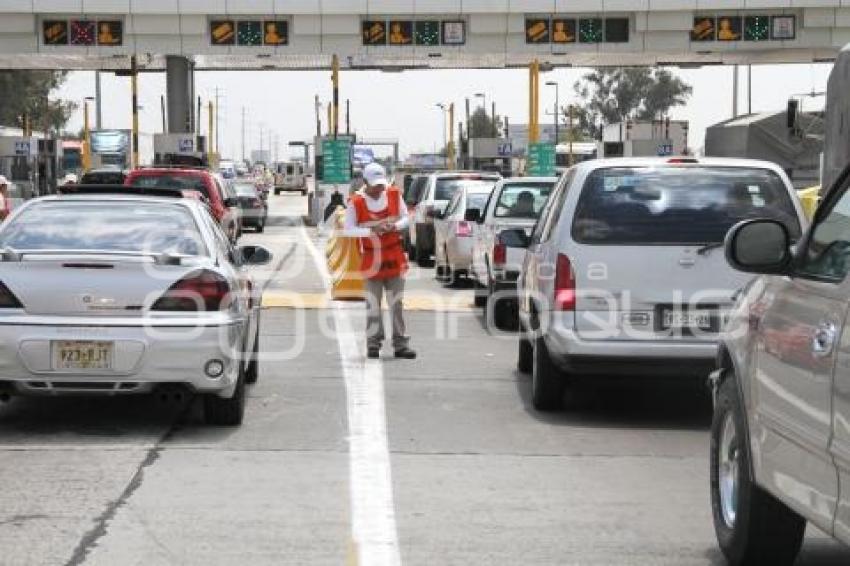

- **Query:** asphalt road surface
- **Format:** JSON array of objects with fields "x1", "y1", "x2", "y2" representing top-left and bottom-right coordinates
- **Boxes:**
[{"x1": 1, "y1": 193, "x2": 848, "y2": 566}]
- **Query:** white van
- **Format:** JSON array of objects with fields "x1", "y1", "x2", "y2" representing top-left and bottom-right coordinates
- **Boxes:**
[
  {"x1": 513, "y1": 157, "x2": 807, "y2": 411},
  {"x1": 274, "y1": 161, "x2": 307, "y2": 196}
]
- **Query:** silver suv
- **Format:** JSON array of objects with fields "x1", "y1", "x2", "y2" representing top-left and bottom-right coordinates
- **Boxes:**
[
  {"x1": 513, "y1": 157, "x2": 806, "y2": 411},
  {"x1": 709, "y1": 165, "x2": 850, "y2": 565}
]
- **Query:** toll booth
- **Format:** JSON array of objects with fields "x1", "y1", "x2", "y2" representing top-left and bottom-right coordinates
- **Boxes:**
[
  {"x1": 153, "y1": 133, "x2": 211, "y2": 168},
  {"x1": 0, "y1": 136, "x2": 39, "y2": 199},
  {"x1": 90, "y1": 130, "x2": 132, "y2": 169},
  {"x1": 469, "y1": 137, "x2": 513, "y2": 176}
]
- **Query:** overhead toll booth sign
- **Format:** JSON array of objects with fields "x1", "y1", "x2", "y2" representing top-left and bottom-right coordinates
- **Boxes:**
[
  {"x1": 363, "y1": 20, "x2": 387, "y2": 45},
  {"x1": 210, "y1": 20, "x2": 235, "y2": 45},
  {"x1": 692, "y1": 17, "x2": 716, "y2": 41},
  {"x1": 415, "y1": 21, "x2": 440, "y2": 45},
  {"x1": 43, "y1": 20, "x2": 68, "y2": 45},
  {"x1": 525, "y1": 18, "x2": 550, "y2": 44},
  {"x1": 389, "y1": 21, "x2": 412, "y2": 45},
  {"x1": 70, "y1": 20, "x2": 96, "y2": 46}
]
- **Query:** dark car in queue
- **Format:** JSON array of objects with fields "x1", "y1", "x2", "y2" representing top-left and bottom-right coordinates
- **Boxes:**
[{"x1": 233, "y1": 181, "x2": 268, "y2": 233}]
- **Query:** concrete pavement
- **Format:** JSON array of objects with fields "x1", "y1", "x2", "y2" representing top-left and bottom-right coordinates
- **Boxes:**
[{"x1": 0, "y1": 192, "x2": 848, "y2": 565}]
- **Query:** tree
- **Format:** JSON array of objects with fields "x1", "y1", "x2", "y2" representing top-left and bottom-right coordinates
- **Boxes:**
[
  {"x1": 572, "y1": 67, "x2": 692, "y2": 130},
  {"x1": 0, "y1": 70, "x2": 77, "y2": 135},
  {"x1": 468, "y1": 107, "x2": 503, "y2": 138}
]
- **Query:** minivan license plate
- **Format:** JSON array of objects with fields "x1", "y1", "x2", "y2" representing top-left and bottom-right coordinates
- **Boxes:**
[
  {"x1": 52, "y1": 341, "x2": 114, "y2": 370},
  {"x1": 660, "y1": 309, "x2": 715, "y2": 331}
]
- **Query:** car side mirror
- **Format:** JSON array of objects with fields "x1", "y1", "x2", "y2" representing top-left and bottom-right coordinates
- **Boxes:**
[
  {"x1": 500, "y1": 228, "x2": 531, "y2": 249},
  {"x1": 725, "y1": 219, "x2": 792, "y2": 274},
  {"x1": 464, "y1": 208, "x2": 481, "y2": 222},
  {"x1": 224, "y1": 197, "x2": 238, "y2": 208},
  {"x1": 238, "y1": 244, "x2": 273, "y2": 266}
]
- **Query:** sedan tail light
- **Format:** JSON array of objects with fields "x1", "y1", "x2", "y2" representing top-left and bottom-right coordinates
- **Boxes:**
[
  {"x1": 554, "y1": 253, "x2": 576, "y2": 311},
  {"x1": 455, "y1": 221, "x2": 473, "y2": 237},
  {"x1": 151, "y1": 270, "x2": 231, "y2": 311},
  {"x1": 0, "y1": 282, "x2": 23, "y2": 308},
  {"x1": 493, "y1": 240, "x2": 507, "y2": 267}
]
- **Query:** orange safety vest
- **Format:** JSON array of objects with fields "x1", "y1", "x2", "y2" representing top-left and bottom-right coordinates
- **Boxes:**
[{"x1": 351, "y1": 186, "x2": 409, "y2": 280}]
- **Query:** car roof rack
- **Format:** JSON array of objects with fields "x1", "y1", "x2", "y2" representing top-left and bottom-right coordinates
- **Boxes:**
[
  {"x1": 58, "y1": 184, "x2": 186, "y2": 199},
  {"x1": 140, "y1": 164, "x2": 211, "y2": 171}
]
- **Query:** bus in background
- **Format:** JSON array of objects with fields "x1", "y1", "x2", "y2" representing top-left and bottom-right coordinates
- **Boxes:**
[
  {"x1": 555, "y1": 142, "x2": 597, "y2": 171},
  {"x1": 61, "y1": 139, "x2": 83, "y2": 177}
]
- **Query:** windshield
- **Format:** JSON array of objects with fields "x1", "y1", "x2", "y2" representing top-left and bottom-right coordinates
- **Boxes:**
[
  {"x1": 435, "y1": 177, "x2": 498, "y2": 201},
  {"x1": 129, "y1": 174, "x2": 210, "y2": 200},
  {"x1": 234, "y1": 183, "x2": 258, "y2": 196},
  {"x1": 494, "y1": 182, "x2": 555, "y2": 219},
  {"x1": 0, "y1": 202, "x2": 205, "y2": 255},
  {"x1": 572, "y1": 166, "x2": 801, "y2": 245}
]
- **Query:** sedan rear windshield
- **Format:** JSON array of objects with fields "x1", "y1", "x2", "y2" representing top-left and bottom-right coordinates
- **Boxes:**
[
  {"x1": 435, "y1": 177, "x2": 498, "y2": 201},
  {"x1": 494, "y1": 182, "x2": 555, "y2": 219},
  {"x1": 0, "y1": 202, "x2": 206, "y2": 256},
  {"x1": 233, "y1": 183, "x2": 258, "y2": 197},
  {"x1": 129, "y1": 174, "x2": 211, "y2": 200},
  {"x1": 572, "y1": 166, "x2": 801, "y2": 245}
]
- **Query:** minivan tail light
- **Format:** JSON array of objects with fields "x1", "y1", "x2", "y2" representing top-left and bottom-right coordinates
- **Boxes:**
[
  {"x1": 554, "y1": 254, "x2": 576, "y2": 311},
  {"x1": 0, "y1": 282, "x2": 23, "y2": 308},
  {"x1": 151, "y1": 270, "x2": 230, "y2": 311},
  {"x1": 456, "y1": 221, "x2": 473, "y2": 237},
  {"x1": 493, "y1": 240, "x2": 507, "y2": 266}
]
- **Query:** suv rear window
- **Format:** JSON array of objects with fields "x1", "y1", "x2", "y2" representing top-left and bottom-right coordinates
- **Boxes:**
[
  {"x1": 129, "y1": 174, "x2": 210, "y2": 200},
  {"x1": 435, "y1": 177, "x2": 498, "y2": 201},
  {"x1": 494, "y1": 182, "x2": 554, "y2": 219},
  {"x1": 572, "y1": 166, "x2": 801, "y2": 245}
]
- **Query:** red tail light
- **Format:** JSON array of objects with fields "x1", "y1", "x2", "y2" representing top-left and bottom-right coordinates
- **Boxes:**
[
  {"x1": 554, "y1": 254, "x2": 576, "y2": 311},
  {"x1": 493, "y1": 240, "x2": 507, "y2": 266},
  {"x1": 0, "y1": 282, "x2": 22, "y2": 308},
  {"x1": 152, "y1": 270, "x2": 231, "y2": 311},
  {"x1": 455, "y1": 221, "x2": 473, "y2": 237}
]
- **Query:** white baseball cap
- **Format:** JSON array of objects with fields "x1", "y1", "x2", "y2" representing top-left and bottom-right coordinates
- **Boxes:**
[
  {"x1": 0, "y1": 175, "x2": 7, "y2": 185},
  {"x1": 363, "y1": 162, "x2": 388, "y2": 187}
]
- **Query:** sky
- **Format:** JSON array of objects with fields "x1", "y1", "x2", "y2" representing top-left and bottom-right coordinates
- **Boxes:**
[{"x1": 54, "y1": 62, "x2": 833, "y2": 161}]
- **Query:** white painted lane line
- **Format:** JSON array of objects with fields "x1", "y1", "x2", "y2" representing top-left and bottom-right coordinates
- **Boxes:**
[{"x1": 299, "y1": 224, "x2": 402, "y2": 566}]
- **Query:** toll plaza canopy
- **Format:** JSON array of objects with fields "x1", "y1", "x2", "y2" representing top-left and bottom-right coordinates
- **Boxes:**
[{"x1": 0, "y1": 1, "x2": 849, "y2": 70}]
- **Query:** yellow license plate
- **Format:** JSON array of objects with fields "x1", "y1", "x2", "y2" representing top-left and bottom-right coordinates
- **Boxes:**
[{"x1": 52, "y1": 341, "x2": 114, "y2": 370}]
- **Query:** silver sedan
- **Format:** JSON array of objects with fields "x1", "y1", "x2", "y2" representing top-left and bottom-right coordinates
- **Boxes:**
[{"x1": 0, "y1": 190, "x2": 272, "y2": 425}]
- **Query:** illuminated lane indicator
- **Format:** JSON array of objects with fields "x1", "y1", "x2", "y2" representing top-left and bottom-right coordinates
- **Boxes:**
[
  {"x1": 578, "y1": 18, "x2": 603, "y2": 43},
  {"x1": 552, "y1": 19, "x2": 576, "y2": 44},
  {"x1": 388, "y1": 21, "x2": 412, "y2": 45},
  {"x1": 97, "y1": 21, "x2": 122, "y2": 46},
  {"x1": 525, "y1": 17, "x2": 550, "y2": 44},
  {"x1": 237, "y1": 21, "x2": 263, "y2": 46},
  {"x1": 264, "y1": 21, "x2": 288, "y2": 45},
  {"x1": 415, "y1": 21, "x2": 440, "y2": 45},
  {"x1": 363, "y1": 20, "x2": 387, "y2": 45},
  {"x1": 717, "y1": 16, "x2": 742, "y2": 41},
  {"x1": 772, "y1": 15, "x2": 796, "y2": 40},
  {"x1": 43, "y1": 20, "x2": 68, "y2": 45},
  {"x1": 210, "y1": 20, "x2": 235, "y2": 45},
  {"x1": 744, "y1": 15, "x2": 770, "y2": 41},
  {"x1": 70, "y1": 20, "x2": 96, "y2": 46},
  {"x1": 691, "y1": 17, "x2": 716, "y2": 41}
]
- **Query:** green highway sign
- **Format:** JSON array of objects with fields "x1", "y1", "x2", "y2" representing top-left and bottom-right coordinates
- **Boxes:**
[
  {"x1": 321, "y1": 138, "x2": 352, "y2": 183},
  {"x1": 527, "y1": 142, "x2": 556, "y2": 177}
]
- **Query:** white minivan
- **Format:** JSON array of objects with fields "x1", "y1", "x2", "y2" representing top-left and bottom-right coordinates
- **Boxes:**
[
  {"x1": 513, "y1": 157, "x2": 807, "y2": 411},
  {"x1": 274, "y1": 161, "x2": 307, "y2": 196}
]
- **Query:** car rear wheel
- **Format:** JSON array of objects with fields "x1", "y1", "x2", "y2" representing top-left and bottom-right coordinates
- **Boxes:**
[
  {"x1": 415, "y1": 239, "x2": 429, "y2": 267},
  {"x1": 256, "y1": 220, "x2": 265, "y2": 233},
  {"x1": 489, "y1": 279, "x2": 517, "y2": 331},
  {"x1": 531, "y1": 336, "x2": 565, "y2": 411},
  {"x1": 710, "y1": 376, "x2": 805, "y2": 566},
  {"x1": 204, "y1": 365, "x2": 246, "y2": 426}
]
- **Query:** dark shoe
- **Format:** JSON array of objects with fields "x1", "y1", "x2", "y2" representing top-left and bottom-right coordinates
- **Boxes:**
[
  {"x1": 367, "y1": 347, "x2": 380, "y2": 359},
  {"x1": 394, "y1": 347, "x2": 417, "y2": 359}
]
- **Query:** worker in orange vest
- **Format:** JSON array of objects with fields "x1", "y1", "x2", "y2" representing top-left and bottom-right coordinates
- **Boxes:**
[{"x1": 344, "y1": 162, "x2": 417, "y2": 360}]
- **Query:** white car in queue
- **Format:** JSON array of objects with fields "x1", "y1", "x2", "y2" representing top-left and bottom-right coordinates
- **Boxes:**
[
  {"x1": 433, "y1": 183, "x2": 495, "y2": 284},
  {"x1": 0, "y1": 185, "x2": 272, "y2": 426},
  {"x1": 512, "y1": 158, "x2": 807, "y2": 411}
]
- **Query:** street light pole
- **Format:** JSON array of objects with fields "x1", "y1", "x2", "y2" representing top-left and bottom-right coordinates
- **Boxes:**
[
  {"x1": 545, "y1": 81, "x2": 559, "y2": 145},
  {"x1": 436, "y1": 103, "x2": 448, "y2": 167}
]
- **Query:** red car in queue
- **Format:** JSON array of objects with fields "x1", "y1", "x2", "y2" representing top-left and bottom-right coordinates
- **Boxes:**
[{"x1": 124, "y1": 167, "x2": 242, "y2": 242}]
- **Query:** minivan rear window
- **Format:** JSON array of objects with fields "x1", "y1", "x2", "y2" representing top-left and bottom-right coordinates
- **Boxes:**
[
  {"x1": 572, "y1": 167, "x2": 801, "y2": 245},
  {"x1": 494, "y1": 182, "x2": 555, "y2": 219},
  {"x1": 435, "y1": 177, "x2": 498, "y2": 202}
]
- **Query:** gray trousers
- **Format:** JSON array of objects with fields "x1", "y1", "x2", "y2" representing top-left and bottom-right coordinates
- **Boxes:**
[{"x1": 365, "y1": 276, "x2": 409, "y2": 350}]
